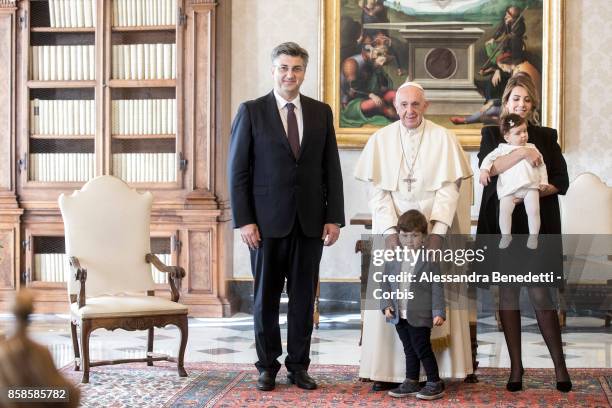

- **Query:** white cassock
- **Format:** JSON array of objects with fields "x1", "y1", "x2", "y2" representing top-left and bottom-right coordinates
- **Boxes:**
[{"x1": 354, "y1": 118, "x2": 474, "y2": 381}]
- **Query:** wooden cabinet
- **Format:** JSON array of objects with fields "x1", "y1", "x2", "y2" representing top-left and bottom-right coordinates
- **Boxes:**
[{"x1": 0, "y1": 0, "x2": 232, "y2": 316}]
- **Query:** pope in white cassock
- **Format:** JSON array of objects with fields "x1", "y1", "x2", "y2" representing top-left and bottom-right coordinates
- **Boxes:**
[{"x1": 354, "y1": 81, "x2": 474, "y2": 388}]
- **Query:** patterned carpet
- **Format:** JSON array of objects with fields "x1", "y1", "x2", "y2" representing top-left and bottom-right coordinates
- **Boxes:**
[{"x1": 60, "y1": 362, "x2": 612, "y2": 407}]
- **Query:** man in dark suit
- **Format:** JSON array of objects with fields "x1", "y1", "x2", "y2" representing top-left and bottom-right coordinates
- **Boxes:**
[{"x1": 228, "y1": 42, "x2": 345, "y2": 391}]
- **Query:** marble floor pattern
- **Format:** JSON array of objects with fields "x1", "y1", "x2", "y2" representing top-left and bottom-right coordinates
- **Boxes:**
[{"x1": 1, "y1": 313, "x2": 611, "y2": 373}]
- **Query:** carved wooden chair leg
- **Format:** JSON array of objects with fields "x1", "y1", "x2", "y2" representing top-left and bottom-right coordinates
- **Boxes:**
[
  {"x1": 464, "y1": 321, "x2": 479, "y2": 383},
  {"x1": 177, "y1": 317, "x2": 188, "y2": 377},
  {"x1": 147, "y1": 327, "x2": 154, "y2": 366},
  {"x1": 70, "y1": 321, "x2": 81, "y2": 371},
  {"x1": 314, "y1": 299, "x2": 320, "y2": 330},
  {"x1": 358, "y1": 320, "x2": 363, "y2": 347},
  {"x1": 81, "y1": 320, "x2": 92, "y2": 383},
  {"x1": 465, "y1": 286, "x2": 479, "y2": 383},
  {"x1": 495, "y1": 310, "x2": 503, "y2": 331},
  {"x1": 558, "y1": 310, "x2": 567, "y2": 329},
  {"x1": 557, "y1": 287, "x2": 567, "y2": 329}
]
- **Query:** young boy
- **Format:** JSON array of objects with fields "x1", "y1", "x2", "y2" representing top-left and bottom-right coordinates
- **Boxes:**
[{"x1": 380, "y1": 209, "x2": 446, "y2": 400}]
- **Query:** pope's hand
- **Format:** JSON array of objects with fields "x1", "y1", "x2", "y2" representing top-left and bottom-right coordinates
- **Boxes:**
[
  {"x1": 426, "y1": 234, "x2": 444, "y2": 251},
  {"x1": 385, "y1": 233, "x2": 400, "y2": 249},
  {"x1": 240, "y1": 224, "x2": 261, "y2": 250}
]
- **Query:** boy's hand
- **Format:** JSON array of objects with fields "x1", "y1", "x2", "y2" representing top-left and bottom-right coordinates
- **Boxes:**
[
  {"x1": 479, "y1": 169, "x2": 490, "y2": 186},
  {"x1": 426, "y1": 234, "x2": 443, "y2": 251},
  {"x1": 384, "y1": 307, "x2": 395, "y2": 319},
  {"x1": 433, "y1": 316, "x2": 445, "y2": 326}
]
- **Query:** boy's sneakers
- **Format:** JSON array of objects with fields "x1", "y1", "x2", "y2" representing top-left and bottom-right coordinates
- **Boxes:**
[
  {"x1": 388, "y1": 378, "x2": 421, "y2": 398},
  {"x1": 416, "y1": 380, "x2": 445, "y2": 400}
]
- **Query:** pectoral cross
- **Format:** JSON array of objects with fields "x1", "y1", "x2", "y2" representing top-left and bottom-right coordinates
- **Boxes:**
[{"x1": 403, "y1": 175, "x2": 417, "y2": 192}]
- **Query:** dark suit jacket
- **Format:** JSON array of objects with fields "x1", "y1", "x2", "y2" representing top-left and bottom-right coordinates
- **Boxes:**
[
  {"x1": 228, "y1": 91, "x2": 345, "y2": 238},
  {"x1": 380, "y1": 259, "x2": 446, "y2": 328},
  {"x1": 475, "y1": 125, "x2": 569, "y2": 284},
  {"x1": 476, "y1": 124, "x2": 569, "y2": 235}
]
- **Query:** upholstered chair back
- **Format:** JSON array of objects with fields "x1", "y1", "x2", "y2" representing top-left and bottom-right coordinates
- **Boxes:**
[
  {"x1": 559, "y1": 173, "x2": 612, "y2": 281},
  {"x1": 560, "y1": 173, "x2": 612, "y2": 234},
  {"x1": 59, "y1": 176, "x2": 155, "y2": 297}
]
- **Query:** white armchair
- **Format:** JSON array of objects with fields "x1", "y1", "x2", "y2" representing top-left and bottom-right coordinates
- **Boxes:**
[
  {"x1": 559, "y1": 172, "x2": 612, "y2": 327},
  {"x1": 59, "y1": 176, "x2": 188, "y2": 383}
]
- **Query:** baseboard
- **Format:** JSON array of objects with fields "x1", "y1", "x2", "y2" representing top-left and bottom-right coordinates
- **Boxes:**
[{"x1": 227, "y1": 280, "x2": 361, "y2": 315}]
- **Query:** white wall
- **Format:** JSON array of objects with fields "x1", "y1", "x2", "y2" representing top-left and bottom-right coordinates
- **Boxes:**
[
  {"x1": 230, "y1": 0, "x2": 612, "y2": 279},
  {"x1": 563, "y1": 0, "x2": 612, "y2": 184},
  {"x1": 231, "y1": 0, "x2": 321, "y2": 112}
]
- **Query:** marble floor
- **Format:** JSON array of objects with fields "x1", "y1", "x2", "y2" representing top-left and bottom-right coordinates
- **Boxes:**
[{"x1": 2, "y1": 312, "x2": 611, "y2": 372}]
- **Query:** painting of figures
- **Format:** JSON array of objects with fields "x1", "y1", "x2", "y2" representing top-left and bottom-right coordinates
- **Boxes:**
[{"x1": 323, "y1": 0, "x2": 563, "y2": 148}]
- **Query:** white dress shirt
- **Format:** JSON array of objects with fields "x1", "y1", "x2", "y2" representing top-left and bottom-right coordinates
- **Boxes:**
[{"x1": 273, "y1": 89, "x2": 304, "y2": 143}]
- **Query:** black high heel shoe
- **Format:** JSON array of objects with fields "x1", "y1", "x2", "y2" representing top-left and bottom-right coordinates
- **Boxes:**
[
  {"x1": 506, "y1": 368, "x2": 524, "y2": 392},
  {"x1": 556, "y1": 380, "x2": 572, "y2": 393},
  {"x1": 506, "y1": 381, "x2": 522, "y2": 392}
]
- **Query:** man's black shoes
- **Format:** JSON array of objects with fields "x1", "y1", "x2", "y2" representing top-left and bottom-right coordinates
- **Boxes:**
[
  {"x1": 287, "y1": 370, "x2": 318, "y2": 390},
  {"x1": 256, "y1": 371, "x2": 276, "y2": 391}
]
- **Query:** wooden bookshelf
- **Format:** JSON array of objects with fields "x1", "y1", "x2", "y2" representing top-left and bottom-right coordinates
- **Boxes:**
[
  {"x1": 24, "y1": 181, "x2": 90, "y2": 189},
  {"x1": 0, "y1": 0, "x2": 233, "y2": 316},
  {"x1": 112, "y1": 25, "x2": 176, "y2": 32},
  {"x1": 27, "y1": 80, "x2": 97, "y2": 89},
  {"x1": 109, "y1": 79, "x2": 176, "y2": 88},
  {"x1": 30, "y1": 134, "x2": 95, "y2": 139},
  {"x1": 31, "y1": 27, "x2": 96, "y2": 33},
  {"x1": 112, "y1": 134, "x2": 176, "y2": 139},
  {"x1": 27, "y1": 281, "x2": 66, "y2": 289}
]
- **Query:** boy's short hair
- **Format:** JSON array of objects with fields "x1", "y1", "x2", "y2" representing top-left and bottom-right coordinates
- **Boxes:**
[{"x1": 397, "y1": 209, "x2": 428, "y2": 234}]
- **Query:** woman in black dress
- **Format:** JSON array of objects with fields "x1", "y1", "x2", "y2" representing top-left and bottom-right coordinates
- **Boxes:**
[{"x1": 477, "y1": 73, "x2": 572, "y2": 392}]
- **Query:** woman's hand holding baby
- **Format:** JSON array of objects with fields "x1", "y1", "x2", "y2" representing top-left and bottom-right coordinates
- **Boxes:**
[
  {"x1": 520, "y1": 146, "x2": 543, "y2": 167},
  {"x1": 538, "y1": 183, "x2": 559, "y2": 197},
  {"x1": 479, "y1": 169, "x2": 491, "y2": 186}
]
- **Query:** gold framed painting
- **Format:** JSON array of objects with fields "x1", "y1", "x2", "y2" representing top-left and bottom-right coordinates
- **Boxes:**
[{"x1": 320, "y1": 0, "x2": 564, "y2": 150}]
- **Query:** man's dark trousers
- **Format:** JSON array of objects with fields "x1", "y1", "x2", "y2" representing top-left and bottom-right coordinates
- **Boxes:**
[{"x1": 250, "y1": 218, "x2": 323, "y2": 374}]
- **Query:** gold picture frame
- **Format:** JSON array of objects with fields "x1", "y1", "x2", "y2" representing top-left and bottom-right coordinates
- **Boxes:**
[{"x1": 320, "y1": 0, "x2": 564, "y2": 150}]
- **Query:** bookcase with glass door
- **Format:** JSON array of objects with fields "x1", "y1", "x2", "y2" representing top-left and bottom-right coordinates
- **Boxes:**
[{"x1": 0, "y1": 0, "x2": 233, "y2": 316}]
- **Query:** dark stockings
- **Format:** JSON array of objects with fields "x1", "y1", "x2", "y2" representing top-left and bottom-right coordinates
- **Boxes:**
[{"x1": 499, "y1": 286, "x2": 570, "y2": 383}]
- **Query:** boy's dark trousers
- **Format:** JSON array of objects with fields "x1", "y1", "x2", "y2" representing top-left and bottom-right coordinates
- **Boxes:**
[{"x1": 395, "y1": 319, "x2": 440, "y2": 382}]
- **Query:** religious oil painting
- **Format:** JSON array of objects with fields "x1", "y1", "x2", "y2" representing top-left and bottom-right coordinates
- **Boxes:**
[{"x1": 321, "y1": 0, "x2": 564, "y2": 149}]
